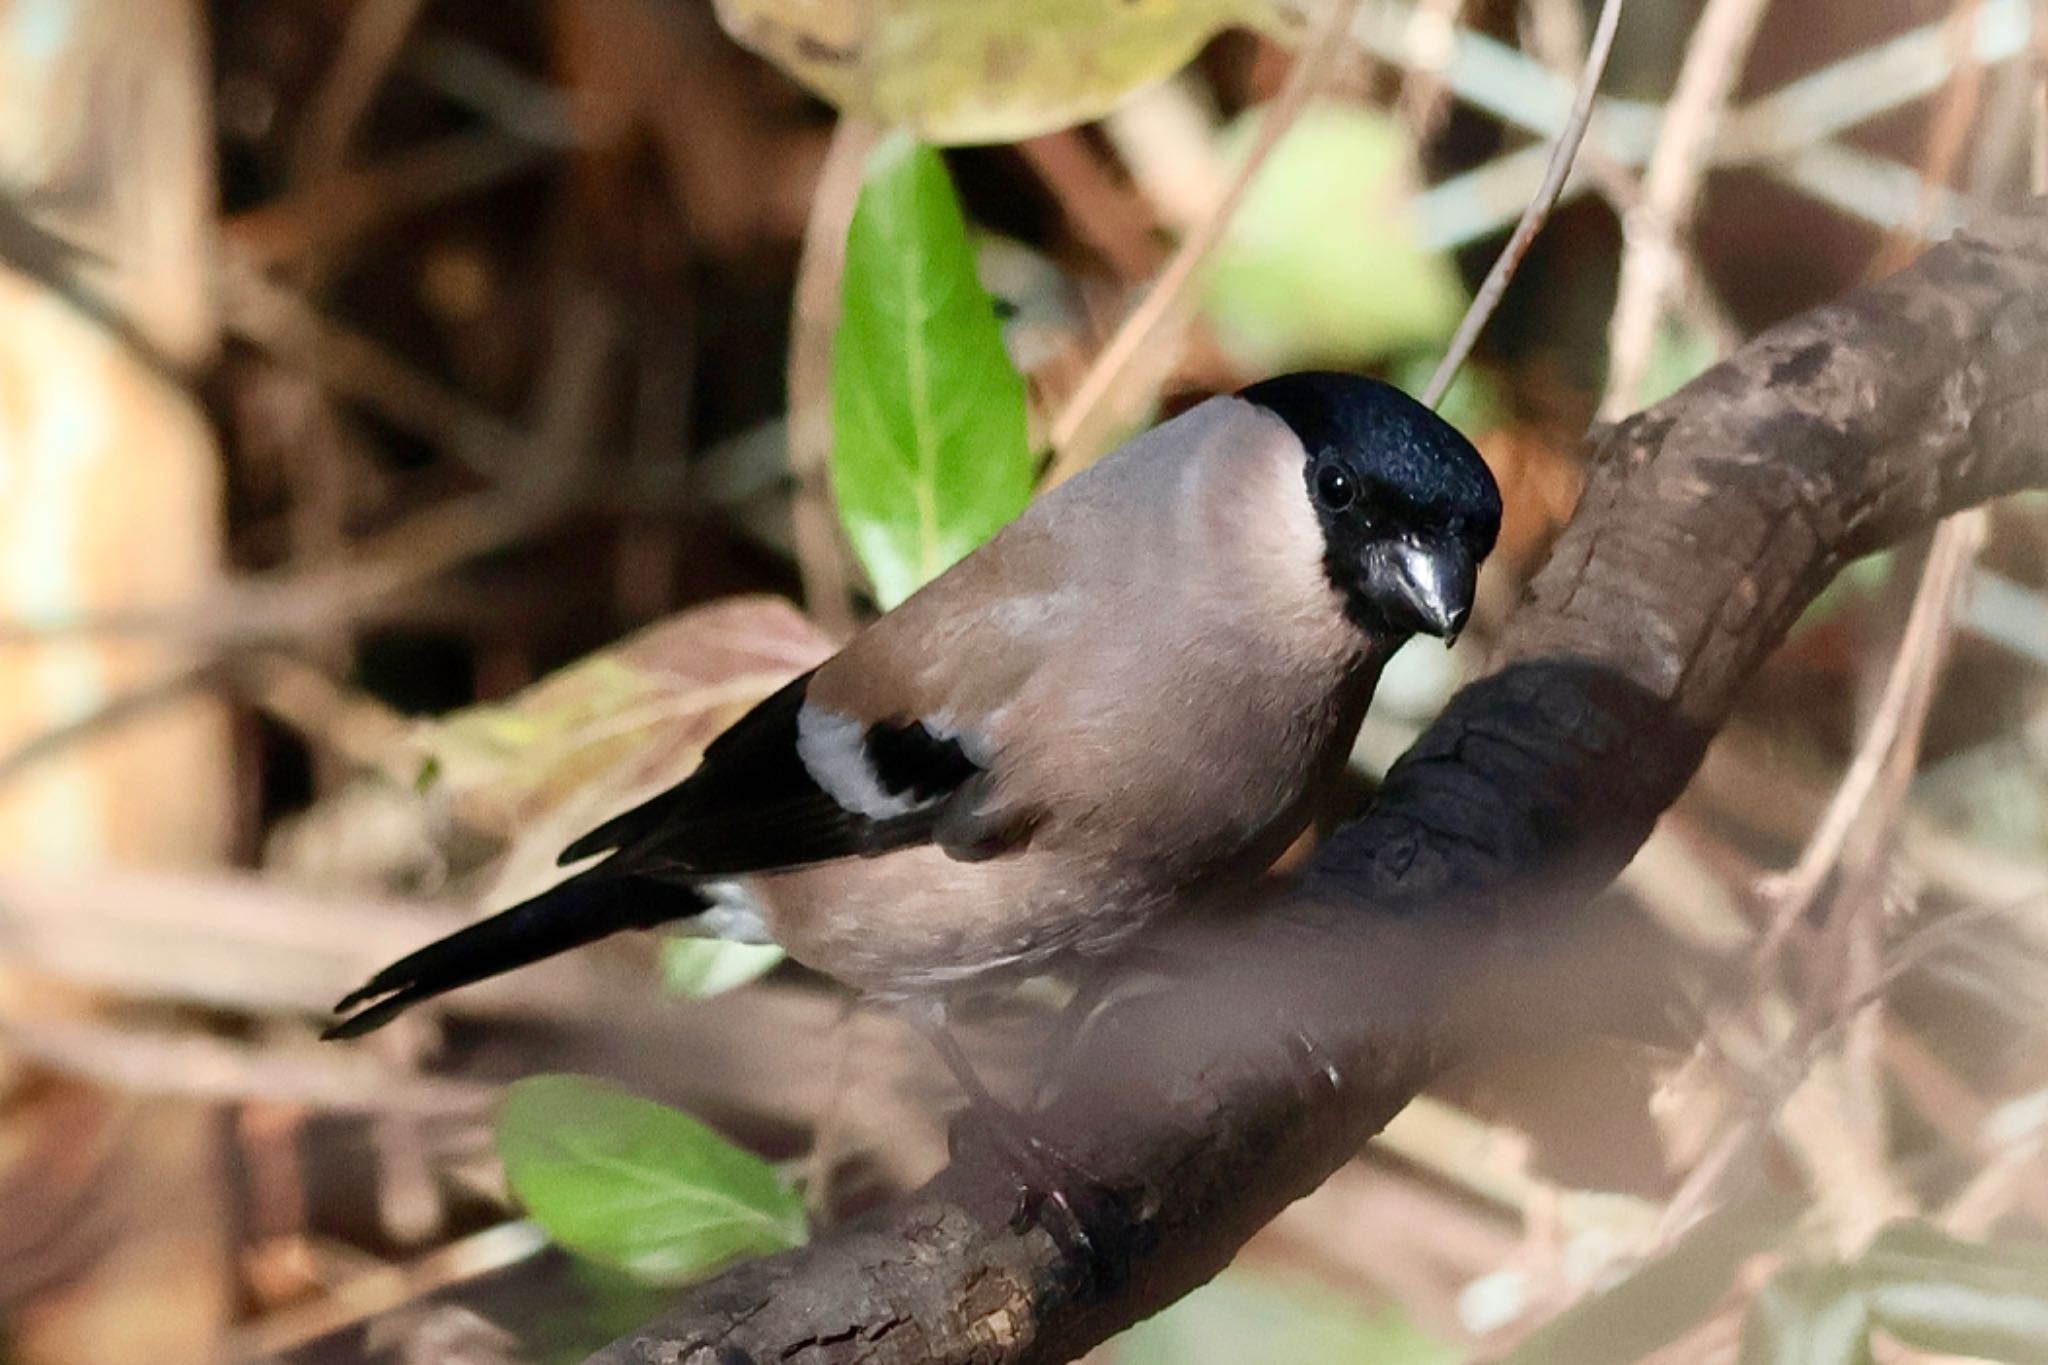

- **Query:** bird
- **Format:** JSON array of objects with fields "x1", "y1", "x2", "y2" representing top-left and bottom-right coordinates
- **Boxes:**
[{"x1": 324, "y1": 371, "x2": 1502, "y2": 1104}]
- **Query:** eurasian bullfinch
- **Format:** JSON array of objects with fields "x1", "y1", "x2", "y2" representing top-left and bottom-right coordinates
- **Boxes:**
[{"x1": 327, "y1": 372, "x2": 1502, "y2": 1090}]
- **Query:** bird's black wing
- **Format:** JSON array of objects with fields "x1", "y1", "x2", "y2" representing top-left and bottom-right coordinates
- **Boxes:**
[
  {"x1": 556, "y1": 669, "x2": 991, "y2": 876},
  {"x1": 327, "y1": 670, "x2": 1024, "y2": 1040}
]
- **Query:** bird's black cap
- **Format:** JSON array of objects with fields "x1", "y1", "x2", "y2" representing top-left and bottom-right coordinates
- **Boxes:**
[{"x1": 1238, "y1": 371, "x2": 1500, "y2": 552}]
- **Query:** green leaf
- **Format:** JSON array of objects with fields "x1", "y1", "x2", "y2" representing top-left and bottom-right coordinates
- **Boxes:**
[
  {"x1": 1638, "y1": 314, "x2": 1721, "y2": 407},
  {"x1": 1860, "y1": 1221, "x2": 2048, "y2": 1362},
  {"x1": 1508, "y1": 1183, "x2": 1796, "y2": 1365},
  {"x1": 1796, "y1": 548, "x2": 1895, "y2": 629},
  {"x1": 497, "y1": 1075, "x2": 807, "y2": 1284},
  {"x1": 713, "y1": 0, "x2": 1267, "y2": 145},
  {"x1": 500, "y1": 1261, "x2": 679, "y2": 1365},
  {"x1": 1390, "y1": 351, "x2": 1505, "y2": 436},
  {"x1": 1739, "y1": 1267, "x2": 1874, "y2": 1365},
  {"x1": 1205, "y1": 103, "x2": 1466, "y2": 374},
  {"x1": 661, "y1": 937, "x2": 787, "y2": 998},
  {"x1": 833, "y1": 133, "x2": 1035, "y2": 608},
  {"x1": 1114, "y1": 1266, "x2": 1458, "y2": 1365}
]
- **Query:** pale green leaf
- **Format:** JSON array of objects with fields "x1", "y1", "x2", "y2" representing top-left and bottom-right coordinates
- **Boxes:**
[
  {"x1": 1860, "y1": 1221, "x2": 2048, "y2": 1363},
  {"x1": 833, "y1": 133, "x2": 1034, "y2": 608},
  {"x1": 1205, "y1": 103, "x2": 1466, "y2": 374},
  {"x1": 1391, "y1": 351, "x2": 1505, "y2": 436},
  {"x1": 1114, "y1": 1267, "x2": 1457, "y2": 1365},
  {"x1": 498, "y1": 1075, "x2": 807, "y2": 1284},
  {"x1": 1639, "y1": 314, "x2": 1722, "y2": 407},
  {"x1": 1738, "y1": 1268, "x2": 1874, "y2": 1365},
  {"x1": 1508, "y1": 1183, "x2": 1795, "y2": 1365},
  {"x1": 1796, "y1": 548, "x2": 1895, "y2": 630},
  {"x1": 661, "y1": 937, "x2": 787, "y2": 998}
]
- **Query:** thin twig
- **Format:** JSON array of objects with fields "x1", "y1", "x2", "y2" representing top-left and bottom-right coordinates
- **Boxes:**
[
  {"x1": 291, "y1": 0, "x2": 429, "y2": 180},
  {"x1": 787, "y1": 118, "x2": 877, "y2": 642},
  {"x1": 239, "y1": 653, "x2": 412, "y2": 772},
  {"x1": 1597, "y1": 0, "x2": 1772, "y2": 419},
  {"x1": 1521, "y1": 0, "x2": 1744, "y2": 358},
  {"x1": 1876, "y1": 0, "x2": 1989, "y2": 271},
  {"x1": 1421, "y1": 0, "x2": 1627, "y2": 408},
  {"x1": 1753, "y1": 511, "x2": 1988, "y2": 962},
  {"x1": 0, "y1": 487, "x2": 557, "y2": 647},
  {"x1": 1045, "y1": 0, "x2": 1365, "y2": 480},
  {"x1": 0, "y1": 1013, "x2": 493, "y2": 1115},
  {"x1": 5, "y1": 283, "x2": 620, "y2": 648},
  {"x1": 221, "y1": 253, "x2": 528, "y2": 479},
  {"x1": 229, "y1": 131, "x2": 547, "y2": 272},
  {"x1": 1018, "y1": 132, "x2": 1167, "y2": 281},
  {"x1": 0, "y1": 658, "x2": 223, "y2": 785},
  {"x1": 224, "y1": 1221, "x2": 546, "y2": 1362}
]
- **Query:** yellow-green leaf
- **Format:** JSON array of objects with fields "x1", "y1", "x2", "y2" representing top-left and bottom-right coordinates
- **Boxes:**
[
  {"x1": 1205, "y1": 103, "x2": 1466, "y2": 373},
  {"x1": 712, "y1": 0, "x2": 1268, "y2": 145},
  {"x1": 1115, "y1": 1267, "x2": 1457, "y2": 1365},
  {"x1": 1861, "y1": 1221, "x2": 2048, "y2": 1363},
  {"x1": 661, "y1": 937, "x2": 787, "y2": 998},
  {"x1": 1738, "y1": 1267, "x2": 1874, "y2": 1365},
  {"x1": 498, "y1": 1075, "x2": 807, "y2": 1284}
]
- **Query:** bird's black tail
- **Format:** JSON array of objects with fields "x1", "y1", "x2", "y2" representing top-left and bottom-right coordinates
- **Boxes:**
[{"x1": 323, "y1": 869, "x2": 706, "y2": 1039}]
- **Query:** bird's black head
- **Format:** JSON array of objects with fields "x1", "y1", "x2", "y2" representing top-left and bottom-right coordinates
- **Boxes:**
[{"x1": 1240, "y1": 370, "x2": 1501, "y2": 644}]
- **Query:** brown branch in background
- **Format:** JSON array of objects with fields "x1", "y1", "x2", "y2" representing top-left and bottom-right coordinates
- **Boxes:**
[
  {"x1": 228, "y1": 131, "x2": 548, "y2": 273},
  {"x1": 1017, "y1": 132, "x2": 1167, "y2": 282},
  {"x1": 1598, "y1": 0, "x2": 1773, "y2": 419},
  {"x1": 1044, "y1": 0, "x2": 1364, "y2": 481},
  {"x1": 0, "y1": 488, "x2": 556, "y2": 648},
  {"x1": 221, "y1": 255, "x2": 530, "y2": 479},
  {"x1": 0, "y1": 1015, "x2": 493, "y2": 1116},
  {"x1": 0, "y1": 281, "x2": 619, "y2": 649},
  {"x1": 0, "y1": 659, "x2": 222, "y2": 785},
  {"x1": 589, "y1": 206, "x2": 2048, "y2": 1365},
  {"x1": 290, "y1": 0, "x2": 428, "y2": 180},
  {"x1": 1420, "y1": 0, "x2": 1625, "y2": 407},
  {"x1": 786, "y1": 118, "x2": 878, "y2": 642}
]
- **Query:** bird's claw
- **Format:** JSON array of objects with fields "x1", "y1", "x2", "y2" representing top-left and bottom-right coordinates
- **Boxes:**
[{"x1": 949, "y1": 1104, "x2": 1132, "y2": 1292}]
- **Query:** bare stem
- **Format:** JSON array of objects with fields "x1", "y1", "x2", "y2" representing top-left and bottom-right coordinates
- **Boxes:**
[{"x1": 1421, "y1": 0, "x2": 1627, "y2": 409}]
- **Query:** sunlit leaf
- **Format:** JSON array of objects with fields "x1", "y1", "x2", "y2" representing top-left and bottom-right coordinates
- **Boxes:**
[
  {"x1": 1639, "y1": 314, "x2": 1721, "y2": 407},
  {"x1": 502, "y1": 1261, "x2": 677, "y2": 1365},
  {"x1": 1507, "y1": 1183, "x2": 1796, "y2": 1365},
  {"x1": 1114, "y1": 1267, "x2": 1457, "y2": 1365},
  {"x1": 498, "y1": 1075, "x2": 807, "y2": 1284},
  {"x1": 1205, "y1": 103, "x2": 1466, "y2": 374},
  {"x1": 1860, "y1": 1221, "x2": 2048, "y2": 1363},
  {"x1": 834, "y1": 133, "x2": 1034, "y2": 608},
  {"x1": 712, "y1": 0, "x2": 1268, "y2": 145},
  {"x1": 1738, "y1": 1267, "x2": 1874, "y2": 1365},
  {"x1": 1794, "y1": 548, "x2": 1895, "y2": 631},
  {"x1": 661, "y1": 937, "x2": 787, "y2": 998},
  {"x1": 1390, "y1": 351, "x2": 1505, "y2": 437}
]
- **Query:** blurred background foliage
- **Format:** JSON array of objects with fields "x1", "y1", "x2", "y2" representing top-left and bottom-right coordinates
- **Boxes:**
[{"x1": 0, "y1": 0, "x2": 2045, "y2": 1362}]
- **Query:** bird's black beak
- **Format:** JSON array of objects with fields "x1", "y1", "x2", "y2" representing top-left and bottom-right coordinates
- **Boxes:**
[{"x1": 1370, "y1": 535, "x2": 1475, "y2": 644}]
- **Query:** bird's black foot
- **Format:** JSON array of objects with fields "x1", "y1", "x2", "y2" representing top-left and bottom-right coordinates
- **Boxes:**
[{"x1": 947, "y1": 1101, "x2": 1134, "y2": 1292}]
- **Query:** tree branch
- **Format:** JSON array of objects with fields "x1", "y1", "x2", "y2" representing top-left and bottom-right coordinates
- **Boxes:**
[{"x1": 589, "y1": 205, "x2": 2048, "y2": 1365}]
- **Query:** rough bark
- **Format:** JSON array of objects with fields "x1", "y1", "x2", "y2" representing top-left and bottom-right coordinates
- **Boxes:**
[{"x1": 590, "y1": 205, "x2": 2048, "y2": 1365}]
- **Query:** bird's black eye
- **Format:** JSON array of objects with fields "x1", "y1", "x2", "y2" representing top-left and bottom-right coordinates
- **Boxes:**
[{"x1": 1314, "y1": 463, "x2": 1356, "y2": 512}]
